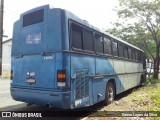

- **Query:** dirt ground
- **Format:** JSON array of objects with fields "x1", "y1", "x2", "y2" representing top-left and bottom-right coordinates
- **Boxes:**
[{"x1": 84, "y1": 83, "x2": 160, "y2": 120}]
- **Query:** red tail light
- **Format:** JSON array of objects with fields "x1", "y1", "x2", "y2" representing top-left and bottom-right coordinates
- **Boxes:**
[
  {"x1": 10, "y1": 70, "x2": 13, "y2": 80},
  {"x1": 57, "y1": 70, "x2": 66, "y2": 87}
]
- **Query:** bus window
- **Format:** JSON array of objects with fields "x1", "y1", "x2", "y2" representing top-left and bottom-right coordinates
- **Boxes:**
[
  {"x1": 118, "y1": 43, "x2": 124, "y2": 58},
  {"x1": 141, "y1": 53, "x2": 143, "y2": 62},
  {"x1": 71, "y1": 24, "x2": 82, "y2": 50},
  {"x1": 128, "y1": 48, "x2": 132, "y2": 59},
  {"x1": 137, "y1": 52, "x2": 140, "y2": 61},
  {"x1": 104, "y1": 37, "x2": 112, "y2": 55},
  {"x1": 83, "y1": 29, "x2": 94, "y2": 52},
  {"x1": 124, "y1": 46, "x2": 128, "y2": 59},
  {"x1": 112, "y1": 41, "x2": 118, "y2": 57},
  {"x1": 95, "y1": 33, "x2": 103, "y2": 54},
  {"x1": 132, "y1": 49, "x2": 136, "y2": 60},
  {"x1": 23, "y1": 9, "x2": 44, "y2": 27},
  {"x1": 135, "y1": 51, "x2": 138, "y2": 60}
]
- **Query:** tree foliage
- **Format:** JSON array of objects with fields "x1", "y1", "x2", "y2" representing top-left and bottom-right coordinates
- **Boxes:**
[{"x1": 106, "y1": 0, "x2": 160, "y2": 79}]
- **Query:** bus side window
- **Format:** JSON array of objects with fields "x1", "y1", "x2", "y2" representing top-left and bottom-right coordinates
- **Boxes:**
[
  {"x1": 124, "y1": 46, "x2": 128, "y2": 59},
  {"x1": 104, "y1": 37, "x2": 112, "y2": 55},
  {"x1": 71, "y1": 24, "x2": 82, "y2": 50},
  {"x1": 141, "y1": 53, "x2": 143, "y2": 62},
  {"x1": 128, "y1": 48, "x2": 132, "y2": 59},
  {"x1": 83, "y1": 29, "x2": 94, "y2": 52},
  {"x1": 112, "y1": 41, "x2": 118, "y2": 57},
  {"x1": 137, "y1": 52, "x2": 141, "y2": 61},
  {"x1": 132, "y1": 49, "x2": 136, "y2": 60},
  {"x1": 95, "y1": 33, "x2": 103, "y2": 54},
  {"x1": 118, "y1": 43, "x2": 124, "y2": 58},
  {"x1": 135, "y1": 51, "x2": 138, "y2": 60}
]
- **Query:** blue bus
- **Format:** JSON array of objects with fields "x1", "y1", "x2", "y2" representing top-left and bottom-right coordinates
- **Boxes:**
[{"x1": 11, "y1": 5, "x2": 146, "y2": 109}]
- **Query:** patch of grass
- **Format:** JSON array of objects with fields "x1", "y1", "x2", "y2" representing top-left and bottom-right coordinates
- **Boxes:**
[
  {"x1": 145, "y1": 77, "x2": 160, "y2": 85},
  {"x1": 130, "y1": 80, "x2": 160, "y2": 112},
  {"x1": 149, "y1": 86, "x2": 160, "y2": 111}
]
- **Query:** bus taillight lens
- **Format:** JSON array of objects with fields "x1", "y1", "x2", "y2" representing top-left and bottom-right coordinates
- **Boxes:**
[
  {"x1": 10, "y1": 70, "x2": 13, "y2": 80},
  {"x1": 57, "y1": 70, "x2": 66, "y2": 87}
]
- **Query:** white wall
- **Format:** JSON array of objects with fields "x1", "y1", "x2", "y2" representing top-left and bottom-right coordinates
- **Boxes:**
[{"x1": 2, "y1": 39, "x2": 12, "y2": 78}]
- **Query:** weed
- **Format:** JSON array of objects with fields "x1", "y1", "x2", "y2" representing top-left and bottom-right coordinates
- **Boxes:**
[{"x1": 145, "y1": 77, "x2": 160, "y2": 85}]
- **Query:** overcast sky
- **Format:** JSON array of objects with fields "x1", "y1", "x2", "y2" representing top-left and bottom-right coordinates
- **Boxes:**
[{"x1": 3, "y1": 0, "x2": 119, "y2": 40}]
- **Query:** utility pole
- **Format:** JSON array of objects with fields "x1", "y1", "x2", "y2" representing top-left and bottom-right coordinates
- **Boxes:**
[{"x1": 0, "y1": 0, "x2": 4, "y2": 75}]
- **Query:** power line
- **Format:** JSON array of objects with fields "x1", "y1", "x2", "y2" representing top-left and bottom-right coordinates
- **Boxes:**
[
  {"x1": 4, "y1": 7, "x2": 20, "y2": 15},
  {"x1": 4, "y1": 7, "x2": 20, "y2": 17}
]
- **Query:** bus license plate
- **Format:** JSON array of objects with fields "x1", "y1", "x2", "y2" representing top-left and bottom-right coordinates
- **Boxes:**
[{"x1": 26, "y1": 78, "x2": 36, "y2": 84}]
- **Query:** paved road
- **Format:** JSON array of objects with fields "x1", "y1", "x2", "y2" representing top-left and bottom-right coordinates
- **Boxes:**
[{"x1": 0, "y1": 79, "x2": 23, "y2": 109}]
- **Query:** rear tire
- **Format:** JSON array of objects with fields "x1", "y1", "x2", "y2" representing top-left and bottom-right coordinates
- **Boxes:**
[
  {"x1": 104, "y1": 82, "x2": 115, "y2": 105},
  {"x1": 140, "y1": 75, "x2": 145, "y2": 86}
]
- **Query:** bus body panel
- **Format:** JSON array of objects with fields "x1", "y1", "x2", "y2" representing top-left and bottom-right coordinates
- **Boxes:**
[
  {"x1": 70, "y1": 54, "x2": 126, "y2": 107},
  {"x1": 11, "y1": 7, "x2": 63, "y2": 89},
  {"x1": 94, "y1": 57, "x2": 114, "y2": 103},
  {"x1": 12, "y1": 54, "x2": 56, "y2": 89},
  {"x1": 113, "y1": 59, "x2": 142, "y2": 91},
  {"x1": 12, "y1": 8, "x2": 63, "y2": 56},
  {"x1": 11, "y1": 7, "x2": 72, "y2": 108},
  {"x1": 70, "y1": 53, "x2": 94, "y2": 108},
  {"x1": 11, "y1": 87, "x2": 71, "y2": 109}
]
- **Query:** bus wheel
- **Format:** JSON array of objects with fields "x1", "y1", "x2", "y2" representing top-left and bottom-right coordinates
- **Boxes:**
[
  {"x1": 140, "y1": 75, "x2": 145, "y2": 86},
  {"x1": 105, "y1": 82, "x2": 115, "y2": 105}
]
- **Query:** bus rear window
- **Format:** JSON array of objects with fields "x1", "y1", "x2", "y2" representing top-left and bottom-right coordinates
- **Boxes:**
[{"x1": 23, "y1": 9, "x2": 44, "y2": 27}]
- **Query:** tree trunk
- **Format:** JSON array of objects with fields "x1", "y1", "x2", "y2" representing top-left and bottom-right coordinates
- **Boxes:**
[
  {"x1": 153, "y1": 59, "x2": 158, "y2": 79},
  {"x1": 153, "y1": 46, "x2": 159, "y2": 79},
  {"x1": 148, "y1": 61, "x2": 153, "y2": 79}
]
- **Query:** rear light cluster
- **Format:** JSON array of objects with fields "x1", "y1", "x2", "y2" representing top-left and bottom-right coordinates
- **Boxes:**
[
  {"x1": 57, "y1": 70, "x2": 66, "y2": 87},
  {"x1": 10, "y1": 70, "x2": 13, "y2": 84},
  {"x1": 10, "y1": 70, "x2": 13, "y2": 80}
]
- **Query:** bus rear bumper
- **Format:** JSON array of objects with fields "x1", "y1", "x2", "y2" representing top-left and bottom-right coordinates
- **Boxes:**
[{"x1": 10, "y1": 87, "x2": 71, "y2": 109}]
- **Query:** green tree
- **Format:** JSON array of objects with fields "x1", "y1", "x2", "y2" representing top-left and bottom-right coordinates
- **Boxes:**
[{"x1": 106, "y1": 0, "x2": 160, "y2": 79}]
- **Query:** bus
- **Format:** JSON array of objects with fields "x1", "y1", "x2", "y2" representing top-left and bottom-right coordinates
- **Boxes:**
[{"x1": 11, "y1": 5, "x2": 146, "y2": 109}]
